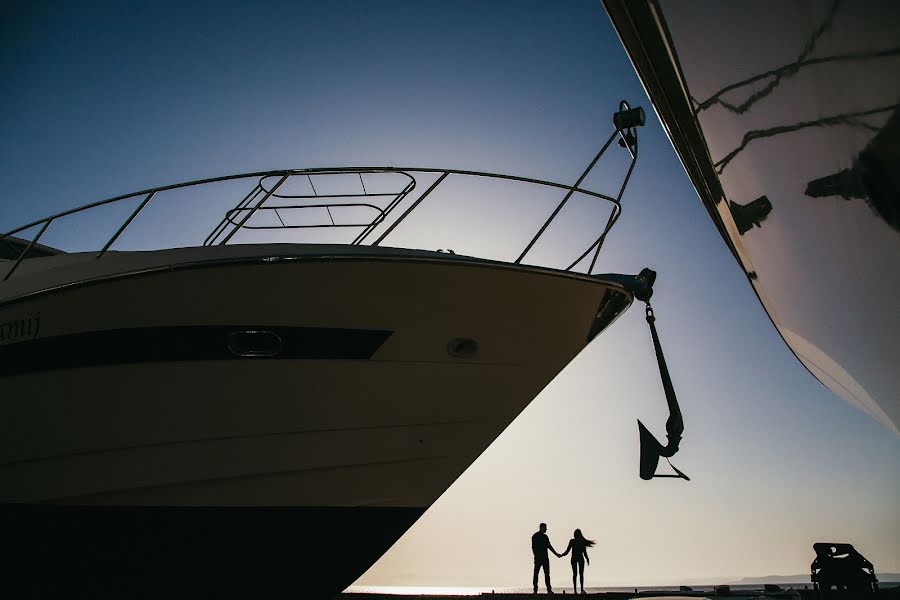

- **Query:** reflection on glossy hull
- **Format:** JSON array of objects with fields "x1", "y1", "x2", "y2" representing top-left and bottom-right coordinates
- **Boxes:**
[{"x1": 604, "y1": 0, "x2": 900, "y2": 432}]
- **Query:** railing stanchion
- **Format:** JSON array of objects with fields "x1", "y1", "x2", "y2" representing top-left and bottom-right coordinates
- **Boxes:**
[
  {"x1": 205, "y1": 183, "x2": 264, "y2": 246},
  {"x1": 371, "y1": 172, "x2": 448, "y2": 246},
  {"x1": 219, "y1": 174, "x2": 289, "y2": 245},
  {"x1": 515, "y1": 130, "x2": 618, "y2": 264},
  {"x1": 352, "y1": 176, "x2": 417, "y2": 245},
  {"x1": 97, "y1": 191, "x2": 156, "y2": 259},
  {"x1": 587, "y1": 149, "x2": 637, "y2": 273},
  {"x1": 3, "y1": 219, "x2": 53, "y2": 281}
]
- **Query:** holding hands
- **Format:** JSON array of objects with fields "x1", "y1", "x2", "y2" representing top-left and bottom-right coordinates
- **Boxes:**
[{"x1": 530, "y1": 523, "x2": 595, "y2": 595}]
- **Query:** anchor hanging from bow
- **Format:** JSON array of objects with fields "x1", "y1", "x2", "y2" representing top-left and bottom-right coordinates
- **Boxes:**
[{"x1": 629, "y1": 268, "x2": 690, "y2": 481}]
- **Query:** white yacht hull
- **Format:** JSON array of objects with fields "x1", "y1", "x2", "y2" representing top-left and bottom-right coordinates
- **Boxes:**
[{"x1": 0, "y1": 245, "x2": 633, "y2": 597}]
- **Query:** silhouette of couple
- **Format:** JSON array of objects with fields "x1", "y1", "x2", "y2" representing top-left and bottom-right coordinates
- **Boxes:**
[{"x1": 531, "y1": 523, "x2": 595, "y2": 594}]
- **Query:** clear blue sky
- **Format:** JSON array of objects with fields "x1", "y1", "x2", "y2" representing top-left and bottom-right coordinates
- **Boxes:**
[{"x1": 2, "y1": 0, "x2": 897, "y2": 588}]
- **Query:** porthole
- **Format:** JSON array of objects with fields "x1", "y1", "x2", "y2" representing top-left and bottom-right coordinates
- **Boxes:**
[{"x1": 447, "y1": 337, "x2": 478, "y2": 359}]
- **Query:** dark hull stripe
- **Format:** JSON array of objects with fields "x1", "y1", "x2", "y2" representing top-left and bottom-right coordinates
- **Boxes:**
[{"x1": 0, "y1": 326, "x2": 392, "y2": 377}]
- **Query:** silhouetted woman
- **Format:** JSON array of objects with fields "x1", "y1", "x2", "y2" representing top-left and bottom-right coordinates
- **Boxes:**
[{"x1": 560, "y1": 529, "x2": 595, "y2": 594}]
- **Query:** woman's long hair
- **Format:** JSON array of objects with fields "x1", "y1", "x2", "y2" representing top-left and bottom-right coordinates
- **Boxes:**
[{"x1": 574, "y1": 529, "x2": 595, "y2": 547}]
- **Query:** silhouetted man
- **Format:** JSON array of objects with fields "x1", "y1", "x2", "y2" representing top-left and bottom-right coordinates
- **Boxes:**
[{"x1": 532, "y1": 522, "x2": 561, "y2": 594}]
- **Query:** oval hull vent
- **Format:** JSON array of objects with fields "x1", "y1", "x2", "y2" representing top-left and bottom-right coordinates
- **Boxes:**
[{"x1": 227, "y1": 331, "x2": 283, "y2": 357}]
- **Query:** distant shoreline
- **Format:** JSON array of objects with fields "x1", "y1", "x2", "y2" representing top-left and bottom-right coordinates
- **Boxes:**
[{"x1": 344, "y1": 579, "x2": 900, "y2": 597}]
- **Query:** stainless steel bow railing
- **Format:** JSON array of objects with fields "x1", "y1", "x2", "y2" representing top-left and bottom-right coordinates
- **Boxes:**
[{"x1": 0, "y1": 102, "x2": 644, "y2": 282}]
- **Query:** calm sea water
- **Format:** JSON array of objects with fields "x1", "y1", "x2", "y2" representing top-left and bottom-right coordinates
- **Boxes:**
[
  {"x1": 347, "y1": 585, "x2": 802, "y2": 595},
  {"x1": 347, "y1": 582, "x2": 899, "y2": 596}
]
